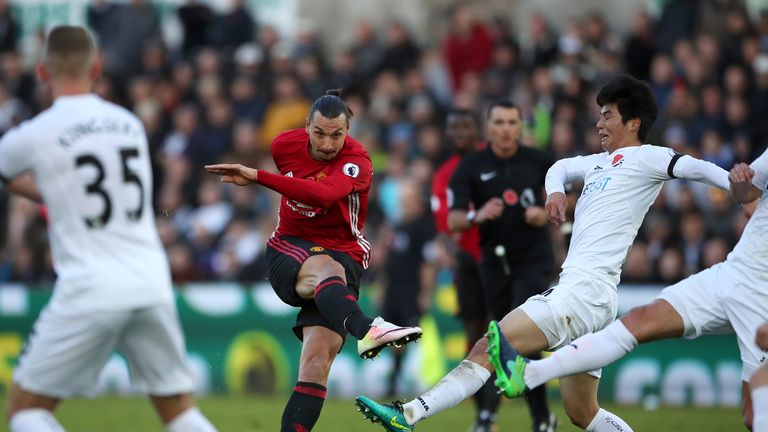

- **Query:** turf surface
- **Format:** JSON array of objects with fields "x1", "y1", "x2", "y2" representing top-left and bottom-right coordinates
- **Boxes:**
[{"x1": 0, "y1": 395, "x2": 743, "y2": 431}]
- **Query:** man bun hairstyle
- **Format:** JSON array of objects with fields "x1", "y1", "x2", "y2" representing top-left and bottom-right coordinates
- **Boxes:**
[
  {"x1": 309, "y1": 89, "x2": 355, "y2": 124},
  {"x1": 596, "y1": 74, "x2": 658, "y2": 142}
]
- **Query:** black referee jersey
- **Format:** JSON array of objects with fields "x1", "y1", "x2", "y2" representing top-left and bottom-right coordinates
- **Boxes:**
[{"x1": 449, "y1": 145, "x2": 554, "y2": 260}]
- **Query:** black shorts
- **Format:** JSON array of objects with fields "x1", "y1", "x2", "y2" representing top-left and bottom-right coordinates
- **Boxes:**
[
  {"x1": 454, "y1": 251, "x2": 487, "y2": 321},
  {"x1": 479, "y1": 248, "x2": 553, "y2": 321},
  {"x1": 266, "y1": 235, "x2": 363, "y2": 341}
]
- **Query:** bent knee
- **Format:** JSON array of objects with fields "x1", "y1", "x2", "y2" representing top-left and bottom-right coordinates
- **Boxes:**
[
  {"x1": 564, "y1": 403, "x2": 599, "y2": 429},
  {"x1": 299, "y1": 351, "x2": 335, "y2": 379},
  {"x1": 296, "y1": 255, "x2": 346, "y2": 298},
  {"x1": 466, "y1": 337, "x2": 491, "y2": 369}
]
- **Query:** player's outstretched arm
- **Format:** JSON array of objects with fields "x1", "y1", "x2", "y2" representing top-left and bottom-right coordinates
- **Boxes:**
[
  {"x1": 205, "y1": 163, "x2": 258, "y2": 186},
  {"x1": 672, "y1": 155, "x2": 730, "y2": 190},
  {"x1": 729, "y1": 163, "x2": 762, "y2": 204}
]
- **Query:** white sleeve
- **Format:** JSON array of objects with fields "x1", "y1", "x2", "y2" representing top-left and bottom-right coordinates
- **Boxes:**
[
  {"x1": 545, "y1": 155, "x2": 594, "y2": 195},
  {"x1": 673, "y1": 155, "x2": 730, "y2": 190},
  {"x1": 750, "y1": 149, "x2": 768, "y2": 193},
  {"x1": 638, "y1": 145, "x2": 729, "y2": 190},
  {"x1": 0, "y1": 124, "x2": 34, "y2": 182}
]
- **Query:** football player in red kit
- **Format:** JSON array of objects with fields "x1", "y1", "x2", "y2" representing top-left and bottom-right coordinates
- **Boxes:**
[{"x1": 206, "y1": 90, "x2": 422, "y2": 432}]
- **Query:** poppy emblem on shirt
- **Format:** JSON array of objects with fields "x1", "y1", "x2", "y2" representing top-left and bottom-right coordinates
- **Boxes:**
[
  {"x1": 343, "y1": 163, "x2": 360, "y2": 178},
  {"x1": 503, "y1": 189, "x2": 518, "y2": 205},
  {"x1": 611, "y1": 154, "x2": 624, "y2": 167},
  {"x1": 310, "y1": 246, "x2": 324, "y2": 252}
]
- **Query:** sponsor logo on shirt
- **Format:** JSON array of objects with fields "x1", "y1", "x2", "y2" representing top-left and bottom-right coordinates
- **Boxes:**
[
  {"x1": 593, "y1": 165, "x2": 603, "y2": 170},
  {"x1": 480, "y1": 171, "x2": 497, "y2": 181},
  {"x1": 310, "y1": 246, "x2": 324, "y2": 252},
  {"x1": 582, "y1": 176, "x2": 612, "y2": 196},
  {"x1": 343, "y1": 163, "x2": 360, "y2": 178},
  {"x1": 286, "y1": 199, "x2": 322, "y2": 217},
  {"x1": 611, "y1": 154, "x2": 624, "y2": 167}
]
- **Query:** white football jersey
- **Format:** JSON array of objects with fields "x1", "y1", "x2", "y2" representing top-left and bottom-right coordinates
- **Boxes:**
[
  {"x1": 0, "y1": 94, "x2": 172, "y2": 311},
  {"x1": 726, "y1": 149, "x2": 768, "y2": 284},
  {"x1": 548, "y1": 145, "x2": 727, "y2": 285}
]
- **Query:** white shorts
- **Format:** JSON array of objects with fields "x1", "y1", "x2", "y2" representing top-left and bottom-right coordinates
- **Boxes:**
[
  {"x1": 657, "y1": 262, "x2": 768, "y2": 381},
  {"x1": 519, "y1": 268, "x2": 619, "y2": 378},
  {"x1": 14, "y1": 303, "x2": 195, "y2": 398}
]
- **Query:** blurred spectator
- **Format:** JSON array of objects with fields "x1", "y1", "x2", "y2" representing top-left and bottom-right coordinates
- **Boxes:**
[
  {"x1": 653, "y1": 0, "x2": 698, "y2": 53},
  {"x1": 442, "y1": 2, "x2": 493, "y2": 91},
  {"x1": 524, "y1": 12, "x2": 559, "y2": 68},
  {"x1": 178, "y1": 0, "x2": 214, "y2": 57},
  {"x1": 0, "y1": 81, "x2": 29, "y2": 133},
  {"x1": 259, "y1": 74, "x2": 310, "y2": 145},
  {"x1": 350, "y1": 20, "x2": 383, "y2": 80},
  {"x1": 211, "y1": 0, "x2": 255, "y2": 52},
  {"x1": 0, "y1": 0, "x2": 17, "y2": 54},
  {"x1": 377, "y1": 21, "x2": 421, "y2": 75},
  {"x1": 624, "y1": 10, "x2": 655, "y2": 80},
  {"x1": 95, "y1": 0, "x2": 162, "y2": 81},
  {"x1": 679, "y1": 211, "x2": 707, "y2": 275}
]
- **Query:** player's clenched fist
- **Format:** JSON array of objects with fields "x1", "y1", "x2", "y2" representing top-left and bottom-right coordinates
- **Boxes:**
[
  {"x1": 545, "y1": 192, "x2": 566, "y2": 226},
  {"x1": 205, "y1": 163, "x2": 259, "y2": 186},
  {"x1": 474, "y1": 197, "x2": 504, "y2": 224}
]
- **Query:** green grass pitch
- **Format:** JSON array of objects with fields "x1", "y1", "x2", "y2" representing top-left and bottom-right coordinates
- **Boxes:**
[{"x1": 0, "y1": 395, "x2": 743, "y2": 431}]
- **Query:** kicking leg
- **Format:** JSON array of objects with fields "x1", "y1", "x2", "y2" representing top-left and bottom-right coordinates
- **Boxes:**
[
  {"x1": 299, "y1": 255, "x2": 421, "y2": 359},
  {"x1": 516, "y1": 300, "x2": 684, "y2": 391},
  {"x1": 560, "y1": 374, "x2": 633, "y2": 431},
  {"x1": 356, "y1": 308, "x2": 549, "y2": 429}
]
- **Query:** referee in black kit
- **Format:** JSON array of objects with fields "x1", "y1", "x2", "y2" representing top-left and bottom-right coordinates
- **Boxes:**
[{"x1": 448, "y1": 100, "x2": 557, "y2": 432}]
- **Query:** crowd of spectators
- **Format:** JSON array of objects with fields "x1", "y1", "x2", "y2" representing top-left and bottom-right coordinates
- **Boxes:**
[{"x1": 0, "y1": 0, "x2": 764, "y2": 289}]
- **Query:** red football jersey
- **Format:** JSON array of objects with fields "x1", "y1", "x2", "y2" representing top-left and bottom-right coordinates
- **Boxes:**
[
  {"x1": 266, "y1": 128, "x2": 372, "y2": 267},
  {"x1": 431, "y1": 154, "x2": 481, "y2": 262}
]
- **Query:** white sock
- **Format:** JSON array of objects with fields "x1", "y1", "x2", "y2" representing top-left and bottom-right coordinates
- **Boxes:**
[
  {"x1": 166, "y1": 407, "x2": 217, "y2": 432},
  {"x1": 524, "y1": 321, "x2": 638, "y2": 389},
  {"x1": 752, "y1": 386, "x2": 768, "y2": 432},
  {"x1": 10, "y1": 408, "x2": 65, "y2": 432},
  {"x1": 585, "y1": 408, "x2": 633, "y2": 432},
  {"x1": 402, "y1": 360, "x2": 490, "y2": 425}
]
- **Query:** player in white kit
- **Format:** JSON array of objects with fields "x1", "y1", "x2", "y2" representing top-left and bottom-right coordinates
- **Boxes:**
[
  {"x1": 355, "y1": 75, "x2": 730, "y2": 432},
  {"x1": 490, "y1": 151, "x2": 768, "y2": 431},
  {"x1": 0, "y1": 27, "x2": 216, "y2": 432}
]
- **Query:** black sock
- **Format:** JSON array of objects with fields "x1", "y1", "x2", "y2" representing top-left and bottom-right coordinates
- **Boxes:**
[
  {"x1": 525, "y1": 352, "x2": 550, "y2": 424},
  {"x1": 313, "y1": 276, "x2": 372, "y2": 339},
  {"x1": 479, "y1": 378, "x2": 501, "y2": 418},
  {"x1": 280, "y1": 381, "x2": 326, "y2": 432}
]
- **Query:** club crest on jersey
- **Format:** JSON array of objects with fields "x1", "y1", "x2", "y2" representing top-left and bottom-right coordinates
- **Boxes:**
[
  {"x1": 343, "y1": 163, "x2": 360, "y2": 178},
  {"x1": 503, "y1": 189, "x2": 518, "y2": 205},
  {"x1": 611, "y1": 154, "x2": 624, "y2": 167}
]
